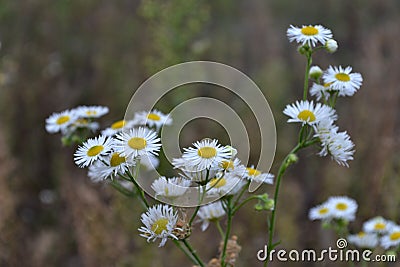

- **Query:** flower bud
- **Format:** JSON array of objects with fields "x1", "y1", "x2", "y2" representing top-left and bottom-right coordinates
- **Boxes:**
[
  {"x1": 309, "y1": 65, "x2": 323, "y2": 80},
  {"x1": 325, "y1": 39, "x2": 338, "y2": 53}
]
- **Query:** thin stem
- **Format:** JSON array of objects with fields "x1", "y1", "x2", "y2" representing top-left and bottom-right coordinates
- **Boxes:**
[
  {"x1": 216, "y1": 220, "x2": 225, "y2": 239},
  {"x1": 189, "y1": 186, "x2": 206, "y2": 226},
  {"x1": 110, "y1": 180, "x2": 135, "y2": 197},
  {"x1": 173, "y1": 240, "x2": 198, "y2": 266},
  {"x1": 126, "y1": 169, "x2": 149, "y2": 208},
  {"x1": 303, "y1": 53, "x2": 312, "y2": 100},
  {"x1": 221, "y1": 197, "x2": 233, "y2": 267},
  {"x1": 232, "y1": 195, "x2": 260, "y2": 215},
  {"x1": 182, "y1": 239, "x2": 205, "y2": 267}
]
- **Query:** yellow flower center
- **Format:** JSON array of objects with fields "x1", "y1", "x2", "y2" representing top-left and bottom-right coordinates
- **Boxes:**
[
  {"x1": 221, "y1": 160, "x2": 234, "y2": 170},
  {"x1": 297, "y1": 110, "x2": 316, "y2": 122},
  {"x1": 357, "y1": 232, "x2": 366, "y2": 237},
  {"x1": 209, "y1": 178, "x2": 227, "y2": 188},
  {"x1": 151, "y1": 218, "x2": 169, "y2": 235},
  {"x1": 86, "y1": 110, "x2": 97, "y2": 116},
  {"x1": 301, "y1": 26, "x2": 319, "y2": 36},
  {"x1": 87, "y1": 145, "x2": 104, "y2": 157},
  {"x1": 111, "y1": 120, "x2": 126, "y2": 129},
  {"x1": 389, "y1": 232, "x2": 400, "y2": 241},
  {"x1": 374, "y1": 222, "x2": 386, "y2": 230},
  {"x1": 318, "y1": 208, "x2": 329, "y2": 215},
  {"x1": 197, "y1": 147, "x2": 217, "y2": 159},
  {"x1": 75, "y1": 118, "x2": 88, "y2": 125},
  {"x1": 110, "y1": 152, "x2": 126, "y2": 167},
  {"x1": 247, "y1": 167, "x2": 261, "y2": 176},
  {"x1": 335, "y1": 73, "x2": 350, "y2": 82},
  {"x1": 128, "y1": 137, "x2": 147, "y2": 150},
  {"x1": 56, "y1": 115, "x2": 70, "y2": 125},
  {"x1": 336, "y1": 203, "x2": 348, "y2": 211},
  {"x1": 323, "y1": 82, "x2": 333, "y2": 88},
  {"x1": 147, "y1": 113, "x2": 161, "y2": 121}
]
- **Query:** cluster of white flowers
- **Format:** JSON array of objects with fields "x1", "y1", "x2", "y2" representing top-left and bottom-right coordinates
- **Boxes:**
[
  {"x1": 309, "y1": 196, "x2": 358, "y2": 222},
  {"x1": 284, "y1": 24, "x2": 362, "y2": 167},
  {"x1": 348, "y1": 216, "x2": 400, "y2": 250}
]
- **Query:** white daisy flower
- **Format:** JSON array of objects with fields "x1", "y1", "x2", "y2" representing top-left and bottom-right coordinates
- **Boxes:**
[
  {"x1": 309, "y1": 203, "x2": 332, "y2": 221},
  {"x1": 114, "y1": 127, "x2": 161, "y2": 161},
  {"x1": 287, "y1": 24, "x2": 333, "y2": 47},
  {"x1": 101, "y1": 119, "x2": 135, "y2": 136},
  {"x1": 205, "y1": 173, "x2": 245, "y2": 197},
  {"x1": 45, "y1": 110, "x2": 78, "y2": 133},
  {"x1": 181, "y1": 139, "x2": 232, "y2": 170},
  {"x1": 243, "y1": 166, "x2": 274, "y2": 184},
  {"x1": 381, "y1": 225, "x2": 400, "y2": 249},
  {"x1": 74, "y1": 105, "x2": 109, "y2": 118},
  {"x1": 138, "y1": 204, "x2": 179, "y2": 247},
  {"x1": 348, "y1": 232, "x2": 379, "y2": 249},
  {"x1": 173, "y1": 157, "x2": 220, "y2": 183},
  {"x1": 309, "y1": 65, "x2": 323, "y2": 80},
  {"x1": 87, "y1": 152, "x2": 134, "y2": 182},
  {"x1": 283, "y1": 100, "x2": 337, "y2": 126},
  {"x1": 322, "y1": 66, "x2": 363, "y2": 96},
  {"x1": 68, "y1": 119, "x2": 100, "y2": 133},
  {"x1": 133, "y1": 109, "x2": 172, "y2": 130},
  {"x1": 326, "y1": 196, "x2": 358, "y2": 221},
  {"x1": 363, "y1": 217, "x2": 395, "y2": 234},
  {"x1": 74, "y1": 135, "x2": 114, "y2": 167},
  {"x1": 310, "y1": 82, "x2": 333, "y2": 101},
  {"x1": 325, "y1": 131, "x2": 355, "y2": 167},
  {"x1": 151, "y1": 177, "x2": 191, "y2": 199},
  {"x1": 325, "y1": 39, "x2": 338, "y2": 53},
  {"x1": 197, "y1": 201, "x2": 226, "y2": 231}
]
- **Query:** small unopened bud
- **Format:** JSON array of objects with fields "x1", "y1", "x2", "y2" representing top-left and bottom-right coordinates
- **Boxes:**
[
  {"x1": 297, "y1": 45, "x2": 310, "y2": 55},
  {"x1": 287, "y1": 153, "x2": 299, "y2": 164},
  {"x1": 254, "y1": 203, "x2": 264, "y2": 211},
  {"x1": 309, "y1": 66, "x2": 323, "y2": 80},
  {"x1": 264, "y1": 199, "x2": 275, "y2": 211},
  {"x1": 325, "y1": 39, "x2": 338, "y2": 53}
]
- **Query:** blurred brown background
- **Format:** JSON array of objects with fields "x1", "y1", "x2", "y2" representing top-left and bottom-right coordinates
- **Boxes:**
[{"x1": 0, "y1": 0, "x2": 399, "y2": 266}]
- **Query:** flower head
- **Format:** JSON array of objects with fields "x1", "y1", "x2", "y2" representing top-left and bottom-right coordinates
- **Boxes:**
[
  {"x1": 325, "y1": 39, "x2": 338, "y2": 53},
  {"x1": 151, "y1": 177, "x2": 191, "y2": 199},
  {"x1": 309, "y1": 203, "x2": 332, "y2": 221},
  {"x1": 323, "y1": 66, "x2": 363, "y2": 96},
  {"x1": 287, "y1": 24, "x2": 333, "y2": 47},
  {"x1": 283, "y1": 100, "x2": 337, "y2": 126},
  {"x1": 74, "y1": 105, "x2": 109, "y2": 118},
  {"x1": 381, "y1": 225, "x2": 400, "y2": 249},
  {"x1": 181, "y1": 139, "x2": 232, "y2": 170},
  {"x1": 243, "y1": 165, "x2": 274, "y2": 184},
  {"x1": 197, "y1": 201, "x2": 226, "y2": 231},
  {"x1": 326, "y1": 196, "x2": 358, "y2": 221},
  {"x1": 205, "y1": 173, "x2": 245, "y2": 197},
  {"x1": 138, "y1": 204, "x2": 179, "y2": 247},
  {"x1": 45, "y1": 110, "x2": 78, "y2": 134},
  {"x1": 87, "y1": 152, "x2": 133, "y2": 182},
  {"x1": 348, "y1": 232, "x2": 378, "y2": 249},
  {"x1": 133, "y1": 109, "x2": 172, "y2": 130},
  {"x1": 310, "y1": 82, "x2": 333, "y2": 101},
  {"x1": 363, "y1": 217, "x2": 395, "y2": 234},
  {"x1": 114, "y1": 127, "x2": 161, "y2": 161},
  {"x1": 74, "y1": 135, "x2": 114, "y2": 167},
  {"x1": 309, "y1": 65, "x2": 323, "y2": 80}
]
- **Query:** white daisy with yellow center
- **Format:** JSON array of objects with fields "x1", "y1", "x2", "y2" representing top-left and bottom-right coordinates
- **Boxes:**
[
  {"x1": 101, "y1": 119, "x2": 135, "y2": 136},
  {"x1": 381, "y1": 225, "x2": 400, "y2": 249},
  {"x1": 363, "y1": 217, "x2": 395, "y2": 234},
  {"x1": 348, "y1": 232, "x2": 378, "y2": 249},
  {"x1": 133, "y1": 109, "x2": 172, "y2": 130},
  {"x1": 310, "y1": 82, "x2": 334, "y2": 101},
  {"x1": 197, "y1": 201, "x2": 226, "y2": 231},
  {"x1": 151, "y1": 177, "x2": 191, "y2": 199},
  {"x1": 309, "y1": 203, "x2": 332, "y2": 221},
  {"x1": 283, "y1": 100, "x2": 337, "y2": 126},
  {"x1": 75, "y1": 105, "x2": 109, "y2": 118},
  {"x1": 287, "y1": 24, "x2": 333, "y2": 47},
  {"x1": 205, "y1": 173, "x2": 245, "y2": 197},
  {"x1": 138, "y1": 204, "x2": 179, "y2": 247},
  {"x1": 182, "y1": 139, "x2": 232, "y2": 170},
  {"x1": 74, "y1": 135, "x2": 114, "y2": 167},
  {"x1": 114, "y1": 127, "x2": 161, "y2": 161},
  {"x1": 45, "y1": 110, "x2": 78, "y2": 133},
  {"x1": 87, "y1": 152, "x2": 134, "y2": 182},
  {"x1": 243, "y1": 165, "x2": 274, "y2": 184},
  {"x1": 326, "y1": 196, "x2": 358, "y2": 221},
  {"x1": 323, "y1": 66, "x2": 363, "y2": 96}
]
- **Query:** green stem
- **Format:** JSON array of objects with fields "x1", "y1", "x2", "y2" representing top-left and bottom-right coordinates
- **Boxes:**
[
  {"x1": 303, "y1": 53, "x2": 312, "y2": 100},
  {"x1": 182, "y1": 239, "x2": 205, "y2": 267},
  {"x1": 173, "y1": 240, "x2": 198, "y2": 266},
  {"x1": 264, "y1": 143, "x2": 303, "y2": 267},
  {"x1": 216, "y1": 220, "x2": 225, "y2": 239},
  {"x1": 110, "y1": 180, "x2": 135, "y2": 197},
  {"x1": 126, "y1": 169, "x2": 149, "y2": 208},
  {"x1": 232, "y1": 195, "x2": 260, "y2": 215},
  {"x1": 221, "y1": 197, "x2": 233, "y2": 267}
]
